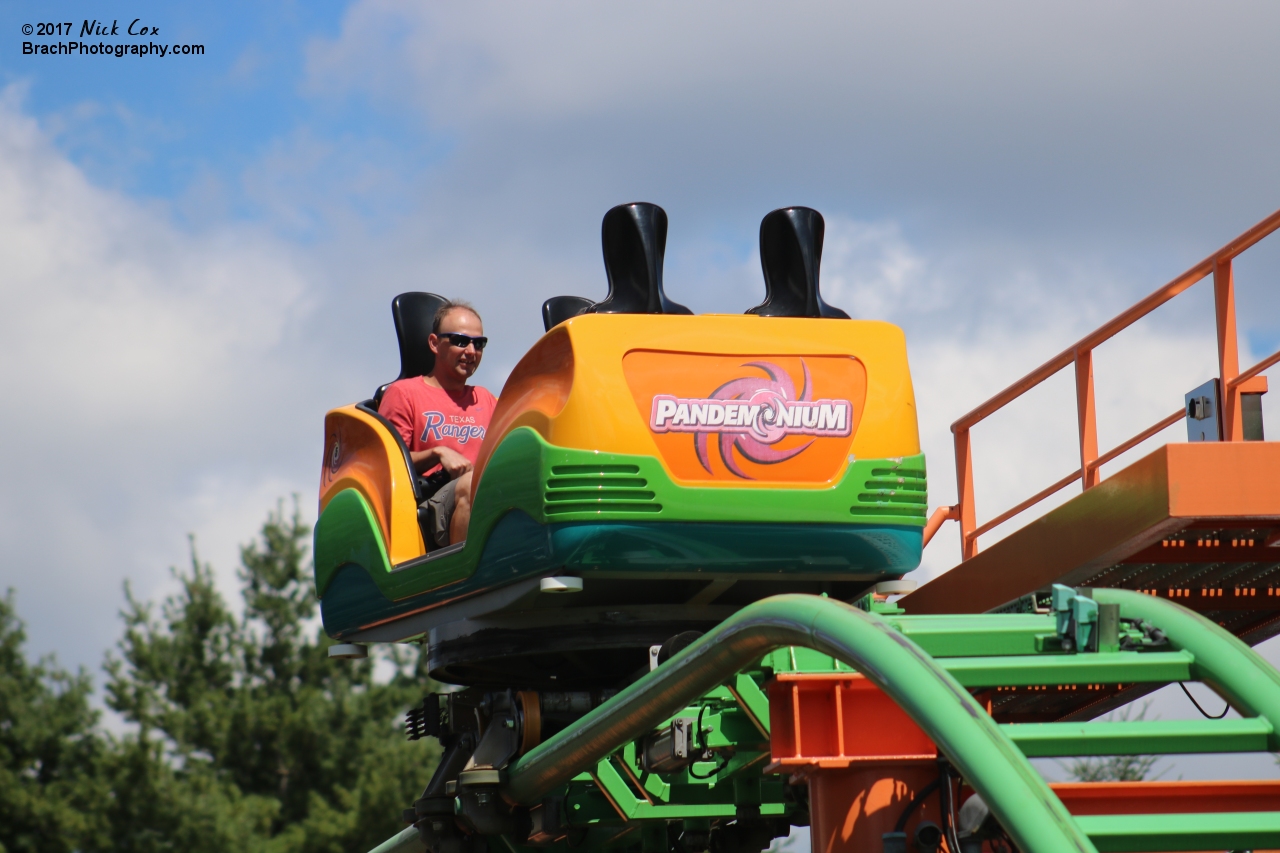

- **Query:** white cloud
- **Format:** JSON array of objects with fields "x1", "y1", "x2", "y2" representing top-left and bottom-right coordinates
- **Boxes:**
[
  {"x1": 310, "y1": 2, "x2": 1280, "y2": 133},
  {"x1": 821, "y1": 218, "x2": 931, "y2": 320},
  {"x1": 0, "y1": 84, "x2": 318, "y2": 668},
  {"x1": 303, "y1": 0, "x2": 1280, "y2": 234},
  {"x1": 0, "y1": 88, "x2": 308, "y2": 421}
]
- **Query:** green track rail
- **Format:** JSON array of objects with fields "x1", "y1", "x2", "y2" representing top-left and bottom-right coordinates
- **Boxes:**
[
  {"x1": 1005, "y1": 717, "x2": 1273, "y2": 756},
  {"x1": 369, "y1": 589, "x2": 1280, "y2": 853}
]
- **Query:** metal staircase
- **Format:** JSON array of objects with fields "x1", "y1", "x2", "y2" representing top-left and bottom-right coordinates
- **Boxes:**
[{"x1": 905, "y1": 210, "x2": 1280, "y2": 674}]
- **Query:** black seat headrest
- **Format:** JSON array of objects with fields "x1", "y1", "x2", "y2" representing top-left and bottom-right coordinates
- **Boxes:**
[
  {"x1": 747, "y1": 207, "x2": 850, "y2": 319},
  {"x1": 592, "y1": 202, "x2": 691, "y2": 316},
  {"x1": 392, "y1": 292, "x2": 449, "y2": 379},
  {"x1": 538, "y1": 202, "x2": 690, "y2": 333},
  {"x1": 542, "y1": 295, "x2": 595, "y2": 332}
]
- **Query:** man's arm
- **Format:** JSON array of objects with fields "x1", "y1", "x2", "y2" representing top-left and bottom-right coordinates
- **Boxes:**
[{"x1": 409, "y1": 446, "x2": 471, "y2": 478}]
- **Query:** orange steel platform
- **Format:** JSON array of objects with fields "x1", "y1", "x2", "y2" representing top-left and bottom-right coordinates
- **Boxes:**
[
  {"x1": 904, "y1": 441, "x2": 1280, "y2": 643},
  {"x1": 903, "y1": 208, "x2": 1280, "y2": 642}
]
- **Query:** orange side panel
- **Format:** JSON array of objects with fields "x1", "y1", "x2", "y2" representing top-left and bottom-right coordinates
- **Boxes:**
[
  {"x1": 472, "y1": 326, "x2": 574, "y2": 490},
  {"x1": 1166, "y1": 442, "x2": 1280, "y2": 517},
  {"x1": 320, "y1": 406, "x2": 425, "y2": 565}
]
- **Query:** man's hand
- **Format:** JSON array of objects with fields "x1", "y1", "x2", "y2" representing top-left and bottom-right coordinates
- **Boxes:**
[
  {"x1": 434, "y1": 446, "x2": 473, "y2": 478},
  {"x1": 411, "y1": 446, "x2": 472, "y2": 479}
]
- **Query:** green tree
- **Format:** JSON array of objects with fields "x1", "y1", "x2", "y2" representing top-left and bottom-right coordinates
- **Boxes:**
[
  {"x1": 103, "y1": 501, "x2": 439, "y2": 853},
  {"x1": 0, "y1": 591, "x2": 109, "y2": 853}
]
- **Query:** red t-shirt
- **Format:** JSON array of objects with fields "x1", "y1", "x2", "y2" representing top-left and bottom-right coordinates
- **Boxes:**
[{"x1": 378, "y1": 378, "x2": 498, "y2": 475}]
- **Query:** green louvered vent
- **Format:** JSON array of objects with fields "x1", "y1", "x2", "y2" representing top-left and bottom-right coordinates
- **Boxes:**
[
  {"x1": 544, "y1": 463, "x2": 661, "y2": 515},
  {"x1": 852, "y1": 466, "x2": 927, "y2": 518}
]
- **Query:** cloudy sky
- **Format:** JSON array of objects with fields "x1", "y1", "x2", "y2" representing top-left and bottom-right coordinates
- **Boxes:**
[{"x1": 4, "y1": 0, "x2": 1280, "y2": 780}]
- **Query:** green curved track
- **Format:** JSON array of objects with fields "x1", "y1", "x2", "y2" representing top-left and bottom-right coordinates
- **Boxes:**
[{"x1": 366, "y1": 589, "x2": 1280, "y2": 853}]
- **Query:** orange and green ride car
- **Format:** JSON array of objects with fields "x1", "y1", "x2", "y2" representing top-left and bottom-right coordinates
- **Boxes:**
[{"x1": 314, "y1": 203, "x2": 927, "y2": 686}]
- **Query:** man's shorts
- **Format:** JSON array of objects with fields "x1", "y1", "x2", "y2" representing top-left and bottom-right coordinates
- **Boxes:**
[{"x1": 425, "y1": 478, "x2": 460, "y2": 549}]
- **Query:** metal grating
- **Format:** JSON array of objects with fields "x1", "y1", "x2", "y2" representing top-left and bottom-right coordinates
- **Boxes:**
[
  {"x1": 853, "y1": 466, "x2": 928, "y2": 518},
  {"x1": 543, "y1": 463, "x2": 661, "y2": 515}
]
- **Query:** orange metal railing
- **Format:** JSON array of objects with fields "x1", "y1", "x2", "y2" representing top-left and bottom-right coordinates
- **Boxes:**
[{"x1": 923, "y1": 208, "x2": 1280, "y2": 560}]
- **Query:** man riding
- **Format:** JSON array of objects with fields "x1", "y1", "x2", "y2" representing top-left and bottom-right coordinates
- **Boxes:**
[{"x1": 378, "y1": 300, "x2": 497, "y2": 548}]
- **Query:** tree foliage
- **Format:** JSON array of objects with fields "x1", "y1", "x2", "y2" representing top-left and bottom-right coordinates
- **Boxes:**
[
  {"x1": 0, "y1": 592, "x2": 108, "y2": 853},
  {"x1": 1, "y1": 502, "x2": 438, "y2": 853}
]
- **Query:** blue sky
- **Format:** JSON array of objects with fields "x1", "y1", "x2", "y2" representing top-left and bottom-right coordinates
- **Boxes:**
[
  {"x1": 2, "y1": 1, "x2": 444, "y2": 232},
  {"x1": 7, "y1": 3, "x2": 336, "y2": 196},
  {"x1": 3, "y1": 0, "x2": 1280, "y2": 786}
]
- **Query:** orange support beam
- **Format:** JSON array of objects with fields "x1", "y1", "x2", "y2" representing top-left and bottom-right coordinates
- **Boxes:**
[
  {"x1": 954, "y1": 427, "x2": 978, "y2": 560},
  {"x1": 767, "y1": 673, "x2": 936, "y2": 769},
  {"x1": 1076, "y1": 348, "x2": 1100, "y2": 490},
  {"x1": 1215, "y1": 257, "x2": 1243, "y2": 441},
  {"x1": 807, "y1": 766, "x2": 951, "y2": 853},
  {"x1": 768, "y1": 673, "x2": 948, "y2": 853},
  {"x1": 1051, "y1": 780, "x2": 1280, "y2": 816}
]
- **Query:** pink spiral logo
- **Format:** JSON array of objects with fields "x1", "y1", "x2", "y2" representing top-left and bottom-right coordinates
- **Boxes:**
[{"x1": 648, "y1": 360, "x2": 853, "y2": 479}]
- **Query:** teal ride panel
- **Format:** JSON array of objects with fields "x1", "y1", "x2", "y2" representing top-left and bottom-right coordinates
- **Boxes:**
[
  {"x1": 319, "y1": 507, "x2": 923, "y2": 638},
  {"x1": 314, "y1": 427, "x2": 926, "y2": 638}
]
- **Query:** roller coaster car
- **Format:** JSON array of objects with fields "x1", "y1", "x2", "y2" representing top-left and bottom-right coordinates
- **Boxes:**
[{"x1": 316, "y1": 203, "x2": 926, "y2": 687}]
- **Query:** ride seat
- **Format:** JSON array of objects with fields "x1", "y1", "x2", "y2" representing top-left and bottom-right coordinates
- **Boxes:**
[
  {"x1": 372, "y1": 292, "x2": 449, "y2": 407},
  {"x1": 746, "y1": 207, "x2": 850, "y2": 319},
  {"x1": 367, "y1": 291, "x2": 452, "y2": 548},
  {"x1": 542, "y1": 295, "x2": 594, "y2": 332},
  {"x1": 541, "y1": 202, "x2": 691, "y2": 331}
]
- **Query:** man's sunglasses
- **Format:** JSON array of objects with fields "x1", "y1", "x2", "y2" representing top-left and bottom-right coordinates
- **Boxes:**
[{"x1": 440, "y1": 332, "x2": 488, "y2": 351}]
